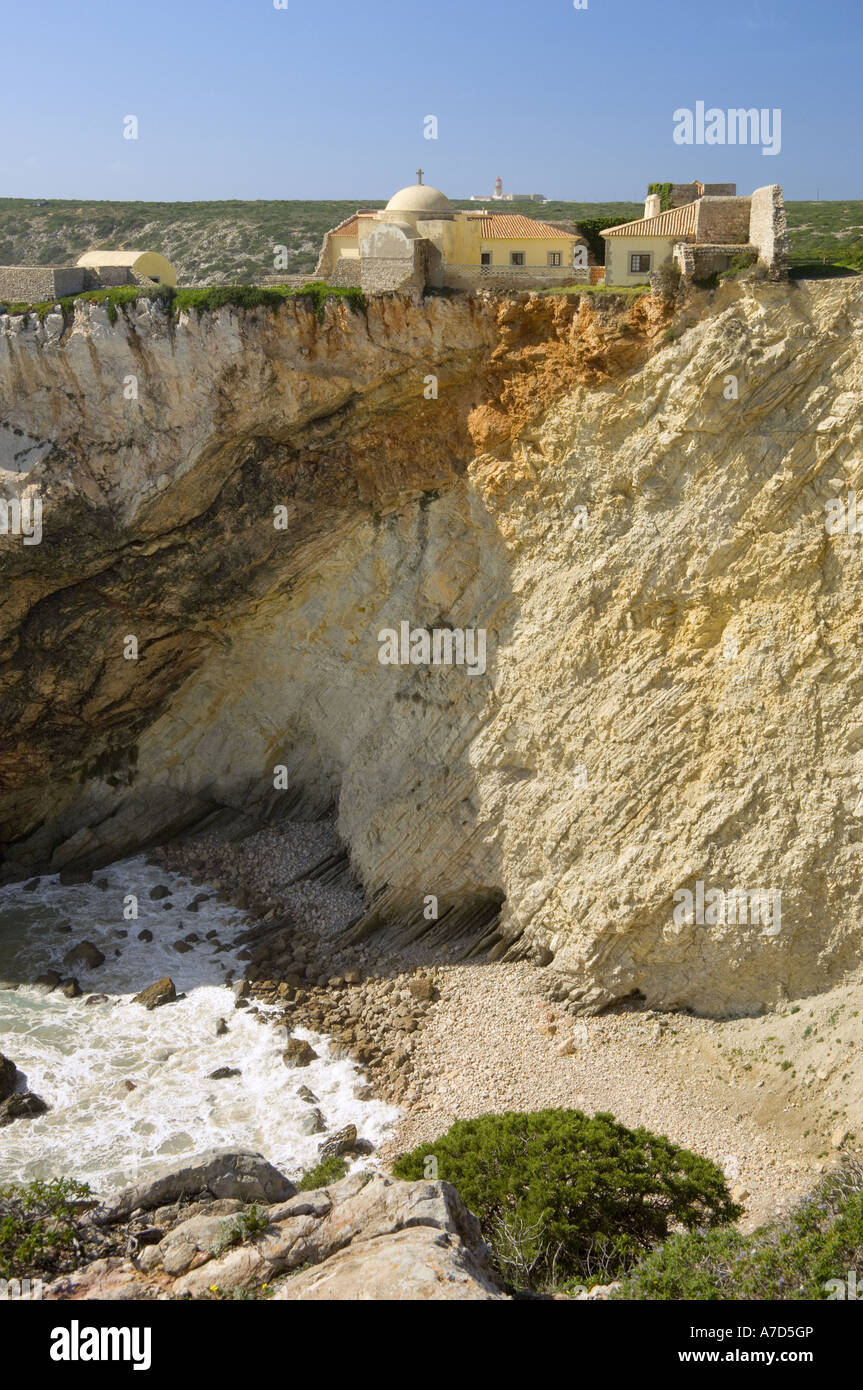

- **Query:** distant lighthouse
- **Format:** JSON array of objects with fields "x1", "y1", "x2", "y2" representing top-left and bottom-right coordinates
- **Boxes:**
[{"x1": 494, "y1": 176, "x2": 503, "y2": 199}]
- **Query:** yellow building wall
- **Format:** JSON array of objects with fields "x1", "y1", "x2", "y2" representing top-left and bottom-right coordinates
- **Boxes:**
[
  {"x1": 326, "y1": 215, "x2": 575, "y2": 273},
  {"x1": 330, "y1": 232, "x2": 360, "y2": 256},
  {"x1": 131, "y1": 252, "x2": 177, "y2": 287},
  {"x1": 604, "y1": 236, "x2": 676, "y2": 285},
  {"x1": 479, "y1": 235, "x2": 575, "y2": 268},
  {"x1": 443, "y1": 218, "x2": 483, "y2": 263},
  {"x1": 394, "y1": 217, "x2": 479, "y2": 263}
]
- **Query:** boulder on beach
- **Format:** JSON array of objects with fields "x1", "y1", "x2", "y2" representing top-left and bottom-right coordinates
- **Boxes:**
[
  {"x1": 62, "y1": 941, "x2": 106, "y2": 970},
  {"x1": 132, "y1": 977, "x2": 177, "y2": 1010},
  {"x1": 282, "y1": 1037, "x2": 318, "y2": 1068},
  {"x1": 91, "y1": 1149, "x2": 296, "y2": 1224}
]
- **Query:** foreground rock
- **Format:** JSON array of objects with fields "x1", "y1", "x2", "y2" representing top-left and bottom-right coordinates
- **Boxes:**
[
  {"x1": 43, "y1": 1157, "x2": 505, "y2": 1301},
  {"x1": 273, "y1": 1224, "x2": 503, "y2": 1300},
  {"x1": 91, "y1": 1150, "x2": 296, "y2": 1225}
]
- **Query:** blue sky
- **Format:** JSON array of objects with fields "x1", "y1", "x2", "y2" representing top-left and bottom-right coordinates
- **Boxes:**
[{"x1": 2, "y1": 0, "x2": 861, "y2": 202}]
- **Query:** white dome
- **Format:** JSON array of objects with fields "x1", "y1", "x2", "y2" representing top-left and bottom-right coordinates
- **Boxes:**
[{"x1": 385, "y1": 182, "x2": 452, "y2": 216}]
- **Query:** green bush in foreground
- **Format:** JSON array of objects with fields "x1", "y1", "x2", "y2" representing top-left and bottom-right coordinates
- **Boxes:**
[
  {"x1": 617, "y1": 1160, "x2": 863, "y2": 1300},
  {"x1": 393, "y1": 1109, "x2": 739, "y2": 1289},
  {"x1": 0, "y1": 1177, "x2": 92, "y2": 1280}
]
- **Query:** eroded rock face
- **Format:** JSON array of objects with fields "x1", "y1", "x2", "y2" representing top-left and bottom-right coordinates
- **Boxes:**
[
  {"x1": 3, "y1": 281, "x2": 863, "y2": 1013},
  {"x1": 44, "y1": 1168, "x2": 505, "y2": 1301},
  {"x1": 272, "y1": 1224, "x2": 504, "y2": 1301}
]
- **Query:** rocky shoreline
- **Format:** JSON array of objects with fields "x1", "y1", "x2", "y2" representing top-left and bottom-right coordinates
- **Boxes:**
[
  {"x1": 156, "y1": 817, "x2": 862, "y2": 1234},
  {"x1": 5, "y1": 813, "x2": 860, "y2": 1263},
  {"x1": 153, "y1": 819, "x2": 450, "y2": 1110},
  {"x1": 35, "y1": 1149, "x2": 505, "y2": 1301}
]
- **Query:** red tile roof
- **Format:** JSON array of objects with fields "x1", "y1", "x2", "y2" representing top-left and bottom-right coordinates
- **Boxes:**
[
  {"x1": 479, "y1": 214, "x2": 573, "y2": 239},
  {"x1": 330, "y1": 216, "x2": 360, "y2": 237},
  {"x1": 601, "y1": 202, "x2": 699, "y2": 238}
]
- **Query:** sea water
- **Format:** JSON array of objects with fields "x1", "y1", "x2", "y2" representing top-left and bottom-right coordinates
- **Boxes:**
[{"x1": 0, "y1": 856, "x2": 398, "y2": 1193}]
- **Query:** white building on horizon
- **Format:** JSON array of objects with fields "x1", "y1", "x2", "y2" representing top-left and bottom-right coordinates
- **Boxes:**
[{"x1": 470, "y1": 177, "x2": 547, "y2": 203}]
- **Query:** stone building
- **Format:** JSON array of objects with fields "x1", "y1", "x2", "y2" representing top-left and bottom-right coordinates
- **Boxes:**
[
  {"x1": 316, "y1": 173, "x2": 589, "y2": 294},
  {"x1": 601, "y1": 183, "x2": 788, "y2": 287},
  {"x1": 0, "y1": 248, "x2": 177, "y2": 305},
  {"x1": 75, "y1": 250, "x2": 177, "y2": 287}
]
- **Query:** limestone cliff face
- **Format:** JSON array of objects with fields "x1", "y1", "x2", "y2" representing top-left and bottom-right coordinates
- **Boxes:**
[{"x1": 2, "y1": 280, "x2": 862, "y2": 1014}]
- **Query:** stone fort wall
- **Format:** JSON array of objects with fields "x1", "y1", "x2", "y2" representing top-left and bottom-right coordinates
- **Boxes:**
[
  {"x1": 0, "y1": 266, "x2": 87, "y2": 302},
  {"x1": 694, "y1": 197, "x2": 752, "y2": 245},
  {"x1": 670, "y1": 182, "x2": 737, "y2": 207},
  {"x1": 749, "y1": 184, "x2": 789, "y2": 278},
  {"x1": 0, "y1": 264, "x2": 150, "y2": 304}
]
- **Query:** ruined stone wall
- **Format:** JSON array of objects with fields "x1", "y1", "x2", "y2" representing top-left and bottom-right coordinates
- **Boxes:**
[
  {"x1": 749, "y1": 184, "x2": 789, "y2": 278},
  {"x1": 673, "y1": 244, "x2": 757, "y2": 280},
  {"x1": 670, "y1": 182, "x2": 700, "y2": 208},
  {"x1": 326, "y1": 258, "x2": 363, "y2": 289},
  {"x1": 694, "y1": 197, "x2": 752, "y2": 245},
  {"x1": 0, "y1": 267, "x2": 86, "y2": 302},
  {"x1": 670, "y1": 182, "x2": 737, "y2": 207},
  {"x1": 314, "y1": 231, "x2": 337, "y2": 279},
  {"x1": 359, "y1": 225, "x2": 427, "y2": 295},
  {"x1": 360, "y1": 252, "x2": 426, "y2": 295}
]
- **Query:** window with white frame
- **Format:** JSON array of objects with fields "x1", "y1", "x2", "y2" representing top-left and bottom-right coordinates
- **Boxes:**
[{"x1": 547, "y1": 251, "x2": 562, "y2": 267}]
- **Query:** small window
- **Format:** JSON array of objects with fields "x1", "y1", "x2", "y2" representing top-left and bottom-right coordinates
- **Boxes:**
[
  {"x1": 547, "y1": 251, "x2": 562, "y2": 267},
  {"x1": 630, "y1": 253, "x2": 651, "y2": 273},
  {"x1": 481, "y1": 251, "x2": 491, "y2": 266},
  {"x1": 510, "y1": 251, "x2": 525, "y2": 267}
]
